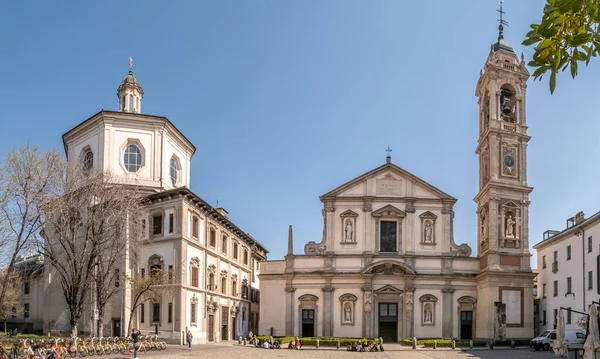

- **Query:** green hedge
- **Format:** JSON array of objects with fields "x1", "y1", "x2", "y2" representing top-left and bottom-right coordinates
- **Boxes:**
[
  {"x1": 254, "y1": 336, "x2": 378, "y2": 347},
  {"x1": 494, "y1": 339, "x2": 531, "y2": 346},
  {"x1": 401, "y1": 339, "x2": 487, "y2": 347}
]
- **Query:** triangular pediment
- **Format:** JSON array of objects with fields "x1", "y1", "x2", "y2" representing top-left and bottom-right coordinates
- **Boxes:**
[
  {"x1": 419, "y1": 211, "x2": 438, "y2": 220},
  {"x1": 374, "y1": 285, "x2": 403, "y2": 294},
  {"x1": 372, "y1": 204, "x2": 405, "y2": 218},
  {"x1": 320, "y1": 161, "x2": 455, "y2": 201},
  {"x1": 340, "y1": 209, "x2": 359, "y2": 218}
]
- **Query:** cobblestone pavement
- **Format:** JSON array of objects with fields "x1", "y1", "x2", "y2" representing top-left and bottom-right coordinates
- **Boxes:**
[{"x1": 97, "y1": 343, "x2": 574, "y2": 359}]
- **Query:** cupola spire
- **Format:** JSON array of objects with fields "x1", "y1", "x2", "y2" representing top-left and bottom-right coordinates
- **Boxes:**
[{"x1": 117, "y1": 56, "x2": 144, "y2": 113}]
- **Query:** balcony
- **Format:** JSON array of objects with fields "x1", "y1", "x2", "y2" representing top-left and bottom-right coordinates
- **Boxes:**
[
  {"x1": 552, "y1": 261, "x2": 559, "y2": 273},
  {"x1": 207, "y1": 284, "x2": 218, "y2": 291}
]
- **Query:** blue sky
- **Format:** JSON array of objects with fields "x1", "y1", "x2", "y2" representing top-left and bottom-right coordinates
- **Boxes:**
[{"x1": 1, "y1": 1, "x2": 599, "y2": 265}]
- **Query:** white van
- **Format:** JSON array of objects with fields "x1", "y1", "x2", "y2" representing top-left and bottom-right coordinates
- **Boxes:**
[{"x1": 530, "y1": 329, "x2": 585, "y2": 351}]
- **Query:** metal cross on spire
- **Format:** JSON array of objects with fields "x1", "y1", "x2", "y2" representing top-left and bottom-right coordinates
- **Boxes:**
[
  {"x1": 497, "y1": 0, "x2": 508, "y2": 40},
  {"x1": 129, "y1": 56, "x2": 134, "y2": 72},
  {"x1": 385, "y1": 147, "x2": 392, "y2": 163},
  {"x1": 385, "y1": 147, "x2": 392, "y2": 157}
]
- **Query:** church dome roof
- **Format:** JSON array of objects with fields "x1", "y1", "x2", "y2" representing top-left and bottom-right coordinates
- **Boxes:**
[
  {"x1": 493, "y1": 38, "x2": 514, "y2": 53},
  {"x1": 118, "y1": 70, "x2": 144, "y2": 94},
  {"x1": 121, "y1": 70, "x2": 140, "y2": 86}
]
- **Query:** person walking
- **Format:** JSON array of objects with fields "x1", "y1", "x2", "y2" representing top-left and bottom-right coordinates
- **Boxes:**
[
  {"x1": 186, "y1": 327, "x2": 193, "y2": 349},
  {"x1": 131, "y1": 328, "x2": 141, "y2": 359}
]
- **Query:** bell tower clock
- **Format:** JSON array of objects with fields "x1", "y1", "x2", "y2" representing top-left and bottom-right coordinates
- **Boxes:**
[{"x1": 473, "y1": 16, "x2": 535, "y2": 340}]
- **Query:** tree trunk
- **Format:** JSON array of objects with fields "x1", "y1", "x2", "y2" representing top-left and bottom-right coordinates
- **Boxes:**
[
  {"x1": 71, "y1": 323, "x2": 78, "y2": 338},
  {"x1": 98, "y1": 316, "x2": 104, "y2": 338}
]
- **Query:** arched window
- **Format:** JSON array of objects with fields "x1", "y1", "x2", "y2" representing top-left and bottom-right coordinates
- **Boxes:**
[
  {"x1": 135, "y1": 97, "x2": 140, "y2": 112},
  {"x1": 121, "y1": 96, "x2": 126, "y2": 111},
  {"x1": 128, "y1": 95, "x2": 133, "y2": 112},
  {"x1": 170, "y1": 156, "x2": 180, "y2": 186},
  {"x1": 82, "y1": 149, "x2": 93, "y2": 174},
  {"x1": 124, "y1": 144, "x2": 142, "y2": 172}
]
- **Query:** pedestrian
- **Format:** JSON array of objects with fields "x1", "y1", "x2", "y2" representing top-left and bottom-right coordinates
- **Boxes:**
[
  {"x1": 186, "y1": 327, "x2": 193, "y2": 349},
  {"x1": 131, "y1": 328, "x2": 140, "y2": 359}
]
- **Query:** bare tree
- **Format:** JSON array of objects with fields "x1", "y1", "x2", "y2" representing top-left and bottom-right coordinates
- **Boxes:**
[
  {"x1": 0, "y1": 143, "x2": 62, "y2": 333},
  {"x1": 0, "y1": 270, "x2": 20, "y2": 332},
  {"x1": 126, "y1": 266, "x2": 180, "y2": 335},
  {"x1": 41, "y1": 165, "x2": 147, "y2": 338}
]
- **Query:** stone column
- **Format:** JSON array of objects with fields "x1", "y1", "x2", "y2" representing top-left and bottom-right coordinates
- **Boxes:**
[
  {"x1": 441, "y1": 285, "x2": 455, "y2": 338},
  {"x1": 284, "y1": 286, "x2": 296, "y2": 336},
  {"x1": 322, "y1": 284, "x2": 334, "y2": 337}
]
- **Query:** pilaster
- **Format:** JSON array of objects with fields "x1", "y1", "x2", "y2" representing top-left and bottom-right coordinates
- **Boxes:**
[
  {"x1": 284, "y1": 285, "x2": 296, "y2": 335},
  {"x1": 322, "y1": 282, "x2": 334, "y2": 337},
  {"x1": 441, "y1": 284, "x2": 455, "y2": 338}
]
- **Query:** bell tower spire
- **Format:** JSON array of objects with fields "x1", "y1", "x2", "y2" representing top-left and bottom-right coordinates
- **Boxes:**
[
  {"x1": 117, "y1": 57, "x2": 144, "y2": 113},
  {"x1": 473, "y1": 2, "x2": 535, "y2": 340}
]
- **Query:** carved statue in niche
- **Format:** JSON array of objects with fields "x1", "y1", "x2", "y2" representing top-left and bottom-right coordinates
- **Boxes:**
[
  {"x1": 480, "y1": 213, "x2": 487, "y2": 238},
  {"x1": 424, "y1": 303, "x2": 433, "y2": 323},
  {"x1": 344, "y1": 219, "x2": 354, "y2": 242},
  {"x1": 505, "y1": 214, "x2": 515, "y2": 238},
  {"x1": 405, "y1": 292, "x2": 414, "y2": 313},
  {"x1": 424, "y1": 221, "x2": 433, "y2": 243},
  {"x1": 364, "y1": 292, "x2": 372, "y2": 313},
  {"x1": 343, "y1": 302, "x2": 352, "y2": 323}
]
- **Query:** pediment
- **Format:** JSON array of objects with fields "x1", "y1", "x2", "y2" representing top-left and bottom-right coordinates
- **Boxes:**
[
  {"x1": 340, "y1": 209, "x2": 359, "y2": 218},
  {"x1": 361, "y1": 260, "x2": 417, "y2": 276},
  {"x1": 372, "y1": 204, "x2": 405, "y2": 218},
  {"x1": 419, "y1": 211, "x2": 438, "y2": 220},
  {"x1": 320, "y1": 161, "x2": 456, "y2": 202},
  {"x1": 374, "y1": 285, "x2": 403, "y2": 294}
]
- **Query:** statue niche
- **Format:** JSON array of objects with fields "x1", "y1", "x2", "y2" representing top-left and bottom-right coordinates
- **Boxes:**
[
  {"x1": 500, "y1": 203, "x2": 521, "y2": 249},
  {"x1": 340, "y1": 210, "x2": 358, "y2": 244},
  {"x1": 419, "y1": 211, "x2": 437, "y2": 245}
]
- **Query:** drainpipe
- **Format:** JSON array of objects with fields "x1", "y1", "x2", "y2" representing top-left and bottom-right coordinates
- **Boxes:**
[
  {"x1": 581, "y1": 226, "x2": 586, "y2": 312},
  {"x1": 370, "y1": 277, "x2": 374, "y2": 338}
]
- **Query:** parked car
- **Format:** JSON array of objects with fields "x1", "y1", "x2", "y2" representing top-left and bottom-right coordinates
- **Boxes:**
[{"x1": 530, "y1": 329, "x2": 585, "y2": 351}]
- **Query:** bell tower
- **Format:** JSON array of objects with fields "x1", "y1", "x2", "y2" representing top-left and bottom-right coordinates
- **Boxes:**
[{"x1": 473, "y1": 5, "x2": 535, "y2": 340}]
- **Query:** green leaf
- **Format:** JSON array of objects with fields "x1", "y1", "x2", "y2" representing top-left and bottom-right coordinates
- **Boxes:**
[
  {"x1": 522, "y1": 37, "x2": 542, "y2": 46},
  {"x1": 550, "y1": 70, "x2": 557, "y2": 94},
  {"x1": 570, "y1": 60, "x2": 578, "y2": 78}
]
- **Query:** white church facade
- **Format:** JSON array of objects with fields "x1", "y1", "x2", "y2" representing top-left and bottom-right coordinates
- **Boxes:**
[
  {"x1": 259, "y1": 28, "x2": 535, "y2": 341},
  {"x1": 40, "y1": 63, "x2": 267, "y2": 343}
]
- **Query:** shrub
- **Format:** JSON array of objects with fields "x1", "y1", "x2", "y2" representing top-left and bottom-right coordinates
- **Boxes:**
[
  {"x1": 254, "y1": 336, "x2": 377, "y2": 347},
  {"x1": 401, "y1": 339, "x2": 486, "y2": 347}
]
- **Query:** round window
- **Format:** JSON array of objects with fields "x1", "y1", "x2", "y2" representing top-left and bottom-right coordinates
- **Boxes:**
[
  {"x1": 83, "y1": 150, "x2": 93, "y2": 173},
  {"x1": 124, "y1": 144, "x2": 142, "y2": 172}
]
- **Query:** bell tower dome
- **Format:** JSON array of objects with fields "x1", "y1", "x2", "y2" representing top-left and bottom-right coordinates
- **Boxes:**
[
  {"x1": 473, "y1": 1, "x2": 535, "y2": 340},
  {"x1": 117, "y1": 57, "x2": 144, "y2": 113}
]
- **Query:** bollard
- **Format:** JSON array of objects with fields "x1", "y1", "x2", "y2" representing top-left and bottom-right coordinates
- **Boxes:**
[
  {"x1": 270, "y1": 335, "x2": 273, "y2": 344},
  {"x1": 489, "y1": 339, "x2": 494, "y2": 349},
  {"x1": 452, "y1": 340, "x2": 455, "y2": 349},
  {"x1": 469, "y1": 339, "x2": 473, "y2": 349},
  {"x1": 511, "y1": 338, "x2": 515, "y2": 348},
  {"x1": 316, "y1": 338, "x2": 319, "y2": 349},
  {"x1": 412, "y1": 337, "x2": 417, "y2": 349},
  {"x1": 433, "y1": 340, "x2": 437, "y2": 349},
  {"x1": 379, "y1": 337, "x2": 383, "y2": 345},
  {"x1": 243, "y1": 337, "x2": 246, "y2": 345},
  {"x1": 238, "y1": 336, "x2": 241, "y2": 345},
  {"x1": 336, "y1": 340, "x2": 340, "y2": 349}
]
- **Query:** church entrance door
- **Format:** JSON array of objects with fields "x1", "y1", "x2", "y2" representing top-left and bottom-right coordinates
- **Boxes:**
[
  {"x1": 222, "y1": 307, "x2": 229, "y2": 340},
  {"x1": 378, "y1": 303, "x2": 398, "y2": 343},
  {"x1": 301, "y1": 309, "x2": 315, "y2": 337},
  {"x1": 460, "y1": 311, "x2": 473, "y2": 339}
]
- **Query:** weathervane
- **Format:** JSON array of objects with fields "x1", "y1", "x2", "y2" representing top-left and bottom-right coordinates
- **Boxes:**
[
  {"x1": 129, "y1": 56, "x2": 134, "y2": 72},
  {"x1": 497, "y1": 0, "x2": 508, "y2": 40}
]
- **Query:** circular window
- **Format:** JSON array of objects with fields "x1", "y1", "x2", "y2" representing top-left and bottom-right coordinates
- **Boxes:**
[
  {"x1": 124, "y1": 144, "x2": 143, "y2": 172},
  {"x1": 170, "y1": 156, "x2": 180, "y2": 186},
  {"x1": 83, "y1": 150, "x2": 93, "y2": 173}
]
